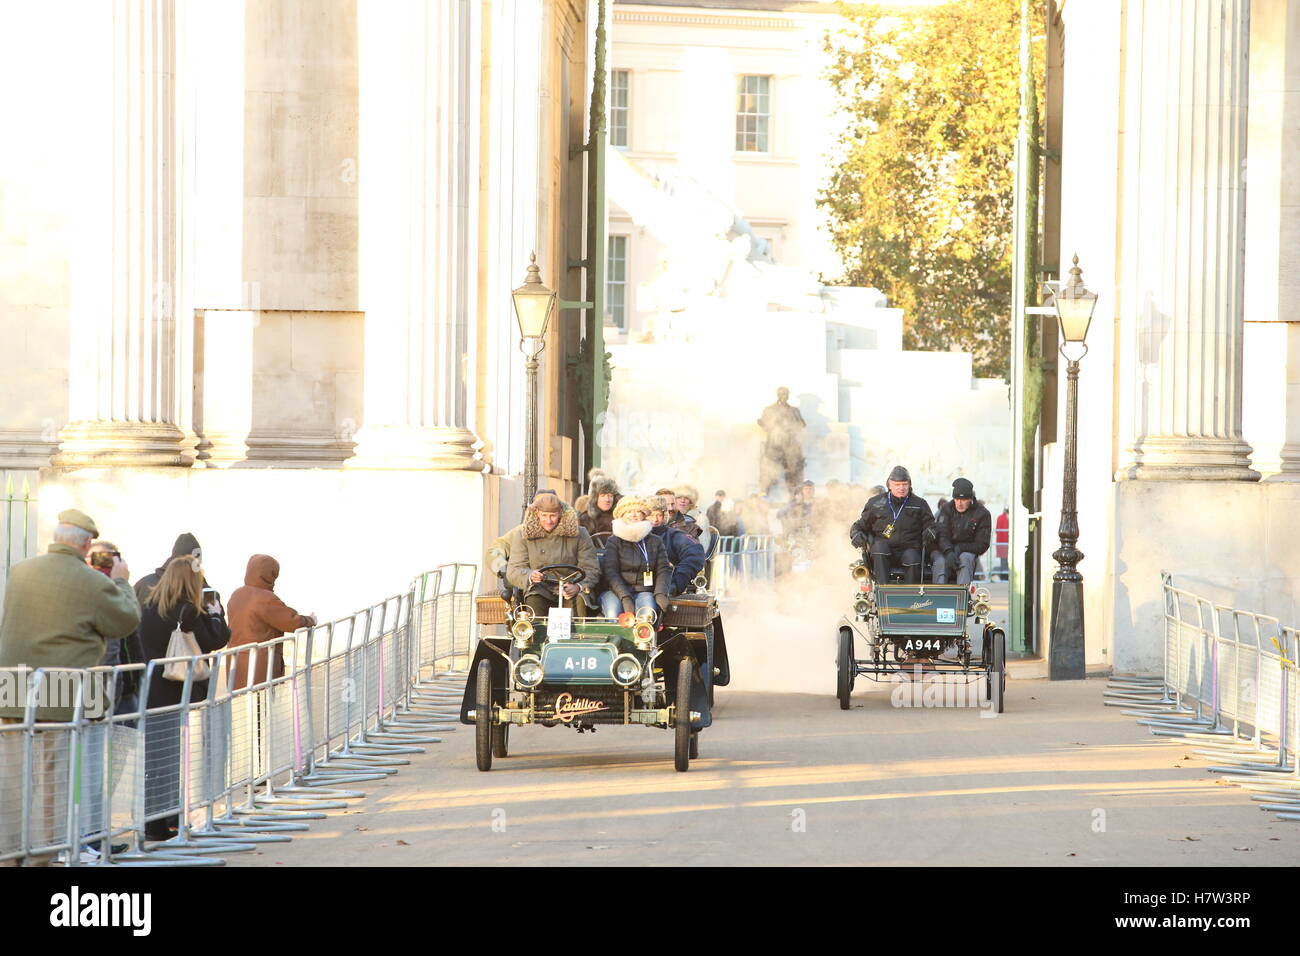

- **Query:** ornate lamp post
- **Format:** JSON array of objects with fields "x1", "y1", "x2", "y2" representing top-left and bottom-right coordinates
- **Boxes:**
[
  {"x1": 1049, "y1": 254, "x2": 1098, "y2": 680},
  {"x1": 512, "y1": 254, "x2": 557, "y2": 507}
]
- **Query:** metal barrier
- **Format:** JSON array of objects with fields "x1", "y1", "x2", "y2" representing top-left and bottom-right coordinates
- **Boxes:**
[
  {"x1": 709, "y1": 534, "x2": 774, "y2": 600},
  {"x1": 0, "y1": 562, "x2": 478, "y2": 866},
  {"x1": 1106, "y1": 573, "x2": 1300, "y2": 821}
]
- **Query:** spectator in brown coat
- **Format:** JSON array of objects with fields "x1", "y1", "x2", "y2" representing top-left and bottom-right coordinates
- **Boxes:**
[{"x1": 226, "y1": 555, "x2": 316, "y2": 690}]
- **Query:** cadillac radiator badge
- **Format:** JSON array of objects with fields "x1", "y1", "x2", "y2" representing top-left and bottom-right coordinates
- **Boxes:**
[{"x1": 554, "y1": 693, "x2": 606, "y2": 722}]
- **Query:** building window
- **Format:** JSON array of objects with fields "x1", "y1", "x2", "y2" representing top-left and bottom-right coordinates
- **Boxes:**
[
  {"x1": 736, "y1": 75, "x2": 771, "y2": 152},
  {"x1": 610, "y1": 70, "x2": 629, "y2": 148},
  {"x1": 607, "y1": 235, "x2": 628, "y2": 329}
]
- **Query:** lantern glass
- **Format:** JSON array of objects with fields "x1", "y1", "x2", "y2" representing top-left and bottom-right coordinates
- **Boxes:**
[
  {"x1": 511, "y1": 253, "x2": 556, "y2": 340},
  {"x1": 1055, "y1": 254, "x2": 1097, "y2": 344}
]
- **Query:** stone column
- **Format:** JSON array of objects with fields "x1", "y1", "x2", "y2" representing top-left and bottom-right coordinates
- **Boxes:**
[
  {"x1": 1242, "y1": 0, "x2": 1300, "y2": 479},
  {"x1": 1119, "y1": 0, "x2": 1257, "y2": 480},
  {"x1": 54, "y1": 0, "x2": 189, "y2": 468},
  {"x1": 350, "y1": 0, "x2": 482, "y2": 470}
]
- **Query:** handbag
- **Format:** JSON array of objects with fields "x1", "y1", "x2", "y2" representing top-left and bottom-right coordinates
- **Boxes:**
[{"x1": 162, "y1": 621, "x2": 210, "y2": 682}]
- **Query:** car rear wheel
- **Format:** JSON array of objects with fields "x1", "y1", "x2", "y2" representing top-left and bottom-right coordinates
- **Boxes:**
[
  {"x1": 475, "y1": 659, "x2": 493, "y2": 771},
  {"x1": 674, "y1": 662, "x2": 693, "y2": 772},
  {"x1": 837, "y1": 628, "x2": 854, "y2": 710}
]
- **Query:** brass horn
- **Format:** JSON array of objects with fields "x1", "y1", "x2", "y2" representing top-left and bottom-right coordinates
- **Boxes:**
[{"x1": 850, "y1": 563, "x2": 870, "y2": 583}]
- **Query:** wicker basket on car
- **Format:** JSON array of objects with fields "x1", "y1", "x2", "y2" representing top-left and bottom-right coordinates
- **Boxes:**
[{"x1": 475, "y1": 595, "x2": 510, "y2": 626}]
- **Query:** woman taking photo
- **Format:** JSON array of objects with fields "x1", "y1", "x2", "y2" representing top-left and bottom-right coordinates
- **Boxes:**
[{"x1": 138, "y1": 556, "x2": 229, "y2": 842}]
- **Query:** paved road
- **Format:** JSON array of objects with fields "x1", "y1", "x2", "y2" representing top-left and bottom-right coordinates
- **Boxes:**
[{"x1": 229, "y1": 676, "x2": 1294, "y2": 866}]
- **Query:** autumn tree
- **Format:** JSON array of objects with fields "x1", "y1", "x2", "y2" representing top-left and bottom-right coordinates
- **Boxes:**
[{"x1": 820, "y1": 0, "x2": 1034, "y2": 379}]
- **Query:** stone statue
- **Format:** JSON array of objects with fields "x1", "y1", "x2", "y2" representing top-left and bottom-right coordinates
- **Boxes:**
[{"x1": 757, "y1": 387, "x2": 806, "y2": 497}]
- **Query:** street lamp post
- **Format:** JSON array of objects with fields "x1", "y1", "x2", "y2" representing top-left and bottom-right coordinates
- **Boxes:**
[
  {"x1": 1049, "y1": 254, "x2": 1097, "y2": 680},
  {"x1": 512, "y1": 253, "x2": 556, "y2": 508}
]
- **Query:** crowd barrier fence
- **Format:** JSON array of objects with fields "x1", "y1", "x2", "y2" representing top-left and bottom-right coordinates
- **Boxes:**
[
  {"x1": 0, "y1": 562, "x2": 477, "y2": 866},
  {"x1": 1105, "y1": 573, "x2": 1300, "y2": 820}
]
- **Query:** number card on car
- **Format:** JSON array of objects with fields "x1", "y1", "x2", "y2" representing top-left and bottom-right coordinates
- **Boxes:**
[{"x1": 547, "y1": 607, "x2": 573, "y2": 640}]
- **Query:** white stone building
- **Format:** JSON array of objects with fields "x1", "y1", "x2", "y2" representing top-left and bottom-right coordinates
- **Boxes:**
[
  {"x1": 601, "y1": 0, "x2": 1010, "y2": 509},
  {"x1": 1041, "y1": 0, "x2": 1300, "y2": 672},
  {"x1": 0, "y1": 0, "x2": 600, "y2": 617}
]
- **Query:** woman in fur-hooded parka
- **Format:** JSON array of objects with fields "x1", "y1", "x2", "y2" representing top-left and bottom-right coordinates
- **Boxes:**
[
  {"x1": 578, "y1": 475, "x2": 621, "y2": 543},
  {"x1": 598, "y1": 498, "x2": 671, "y2": 616}
]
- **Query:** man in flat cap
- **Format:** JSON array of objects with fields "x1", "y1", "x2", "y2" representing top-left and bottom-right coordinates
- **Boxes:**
[
  {"x1": 0, "y1": 509, "x2": 140, "y2": 865},
  {"x1": 932, "y1": 477, "x2": 991, "y2": 586},
  {"x1": 849, "y1": 466, "x2": 935, "y2": 584}
]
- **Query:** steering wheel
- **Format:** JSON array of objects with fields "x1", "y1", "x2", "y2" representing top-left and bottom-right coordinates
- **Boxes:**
[{"x1": 537, "y1": 564, "x2": 585, "y2": 585}]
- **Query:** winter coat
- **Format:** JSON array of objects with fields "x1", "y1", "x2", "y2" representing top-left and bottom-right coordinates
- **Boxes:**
[
  {"x1": 599, "y1": 519, "x2": 671, "y2": 606},
  {"x1": 0, "y1": 544, "x2": 141, "y2": 720},
  {"x1": 133, "y1": 532, "x2": 203, "y2": 607},
  {"x1": 938, "y1": 500, "x2": 992, "y2": 557},
  {"x1": 651, "y1": 524, "x2": 706, "y2": 595},
  {"x1": 504, "y1": 506, "x2": 601, "y2": 601},
  {"x1": 226, "y1": 555, "x2": 313, "y2": 690},
  {"x1": 138, "y1": 599, "x2": 230, "y2": 708},
  {"x1": 850, "y1": 491, "x2": 936, "y2": 551}
]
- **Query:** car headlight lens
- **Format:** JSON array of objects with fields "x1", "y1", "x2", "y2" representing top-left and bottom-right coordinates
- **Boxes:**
[
  {"x1": 635, "y1": 606, "x2": 656, "y2": 625},
  {"x1": 511, "y1": 619, "x2": 535, "y2": 646},
  {"x1": 632, "y1": 622, "x2": 655, "y2": 650},
  {"x1": 854, "y1": 598, "x2": 870, "y2": 615},
  {"x1": 515, "y1": 605, "x2": 533, "y2": 622},
  {"x1": 513, "y1": 655, "x2": 543, "y2": 688},
  {"x1": 611, "y1": 654, "x2": 642, "y2": 686},
  {"x1": 973, "y1": 601, "x2": 990, "y2": 618}
]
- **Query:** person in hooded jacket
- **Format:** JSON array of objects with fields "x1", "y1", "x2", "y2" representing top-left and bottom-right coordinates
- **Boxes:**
[
  {"x1": 598, "y1": 498, "x2": 671, "y2": 618},
  {"x1": 226, "y1": 554, "x2": 316, "y2": 691},
  {"x1": 647, "y1": 496, "x2": 706, "y2": 595},
  {"x1": 578, "y1": 475, "x2": 620, "y2": 548},
  {"x1": 137, "y1": 555, "x2": 230, "y2": 841},
  {"x1": 134, "y1": 532, "x2": 206, "y2": 606},
  {"x1": 932, "y1": 477, "x2": 991, "y2": 585}
]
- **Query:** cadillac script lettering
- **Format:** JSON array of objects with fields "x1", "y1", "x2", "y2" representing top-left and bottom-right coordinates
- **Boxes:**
[{"x1": 554, "y1": 693, "x2": 606, "y2": 722}]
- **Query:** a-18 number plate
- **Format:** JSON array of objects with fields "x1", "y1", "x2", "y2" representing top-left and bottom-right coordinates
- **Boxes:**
[{"x1": 541, "y1": 643, "x2": 615, "y2": 684}]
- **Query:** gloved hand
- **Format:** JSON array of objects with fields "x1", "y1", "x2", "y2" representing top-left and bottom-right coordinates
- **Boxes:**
[
  {"x1": 655, "y1": 593, "x2": 670, "y2": 612},
  {"x1": 945, "y1": 550, "x2": 959, "y2": 573},
  {"x1": 488, "y1": 555, "x2": 507, "y2": 575},
  {"x1": 621, "y1": 597, "x2": 636, "y2": 616},
  {"x1": 850, "y1": 532, "x2": 866, "y2": 550}
]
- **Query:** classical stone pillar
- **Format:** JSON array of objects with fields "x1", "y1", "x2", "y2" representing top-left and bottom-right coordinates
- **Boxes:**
[
  {"x1": 1242, "y1": 0, "x2": 1300, "y2": 480},
  {"x1": 54, "y1": 0, "x2": 189, "y2": 468},
  {"x1": 1120, "y1": 0, "x2": 1257, "y2": 480},
  {"x1": 350, "y1": 0, "x2": 481, "y2": 470}
]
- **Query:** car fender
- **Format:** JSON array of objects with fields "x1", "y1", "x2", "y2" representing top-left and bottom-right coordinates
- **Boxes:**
[
  {"x1": 459, "y1": 638, "x2": 512, "y2": 725},
  {"x1": 711, "y1": 614, "x2": 731, "y2": 687}
]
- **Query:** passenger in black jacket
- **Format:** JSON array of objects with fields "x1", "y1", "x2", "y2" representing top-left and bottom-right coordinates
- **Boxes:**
[
  {"x1": 849, "y1": 465, "x2": 935, "y2": 583},
  {"x1": 598, "y1": 498, "x2": 672, "y2": 618},
  {"x1": 932, "y1": 477, "x2": 991, "y2": 585}
]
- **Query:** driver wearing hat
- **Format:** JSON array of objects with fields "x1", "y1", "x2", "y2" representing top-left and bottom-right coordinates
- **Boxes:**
[
  {"x1": 504, "y1": 493, "x2": 600, "y2": 617},
  {"x1": 932, "y1": 477, "x2": 991, "y2": 585},
  {"x1": 849, "y1": 466, "x2": 936, "y2": 584}
]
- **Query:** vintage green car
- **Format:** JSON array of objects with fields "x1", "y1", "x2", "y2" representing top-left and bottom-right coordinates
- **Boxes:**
[
  {"x1": 836, "y1": 562, "x2": 1007, "y2": 712},
  {"x1": 460, "y1": 565, "x2": 723, "y2": 772}
]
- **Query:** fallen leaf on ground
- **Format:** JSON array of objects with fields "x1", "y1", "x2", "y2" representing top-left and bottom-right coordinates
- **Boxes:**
[
  {"x1": 1233, "y1": 846, "x2": 1251, "y2": 851},
  {"x1": 396, "y1": 839, "x2": 410, "y2": 846},
  {"x1": 1184, "y1": 836, "x2": 1200, "y2": 841}
]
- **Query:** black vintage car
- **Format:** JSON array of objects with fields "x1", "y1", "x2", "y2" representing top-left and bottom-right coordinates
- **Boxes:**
[
  {"x1": 462, "y1": 566, "x2": 729, "y2": 772},
  {"x1": 836, "y1": 561, "x2": 1007, "y2": 712}
]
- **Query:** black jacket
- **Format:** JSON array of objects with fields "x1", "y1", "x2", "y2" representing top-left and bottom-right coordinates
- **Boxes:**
[
  {"x1": 138, "y1": 600, "x2": 230, "y2": 708},
  {"x1": 599, "y1": 523, "x2": 672, "y2": 602},
  {"x1": 850, "y1": 492, "x2": 935, "y2": 551},
  {"x1": 938, "y1": 500, "x2": 991, "y2": 556}
]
